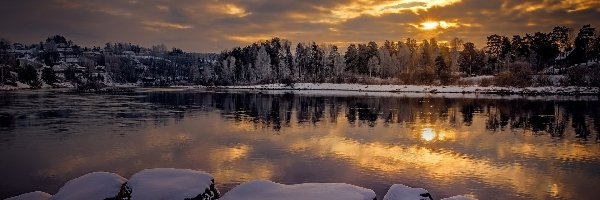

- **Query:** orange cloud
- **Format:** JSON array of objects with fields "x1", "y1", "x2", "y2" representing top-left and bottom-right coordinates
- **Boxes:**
[
  {"x1": 142, "y1": 21, "x2": 194, "y2": 30},
  {"x1": 330, "y1": 0, "x2": 463, "y2": 22}
]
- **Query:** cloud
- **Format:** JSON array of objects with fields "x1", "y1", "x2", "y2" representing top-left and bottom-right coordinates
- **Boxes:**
[
  {"x1": 142, "y1": 21, "x2": 194, "y2": 30},
  {"x1": 0, "y1": 0, "x2": 599, "y2": 52}
]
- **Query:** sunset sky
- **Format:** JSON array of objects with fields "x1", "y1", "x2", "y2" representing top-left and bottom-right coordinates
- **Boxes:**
[{"x1": 1, "y1": 0, "x2": 599, "y2": 52}]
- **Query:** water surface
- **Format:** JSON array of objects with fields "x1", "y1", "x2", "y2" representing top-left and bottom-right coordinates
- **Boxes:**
[{"x1": 1, "y1": 89, "x2": 599, "y2": 199}]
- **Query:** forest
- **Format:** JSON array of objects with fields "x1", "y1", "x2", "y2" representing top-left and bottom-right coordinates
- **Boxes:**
[{"x1": 1, "y1": 25, "x2": 599, "y2": 88}]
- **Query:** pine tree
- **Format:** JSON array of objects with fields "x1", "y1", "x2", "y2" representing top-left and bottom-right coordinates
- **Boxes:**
[
  {"x1": 344, "y1": 44, "x2": 358, "y2": 74},
  {"x1": 459, "y1": 42, "x2": 483, "y2": 76},
  {"x1": 435, "y1": 56, "x2": 451, "y2": 85},
  {"x1": 571, "y1": 24, "x2": 596, "y2": 64}
]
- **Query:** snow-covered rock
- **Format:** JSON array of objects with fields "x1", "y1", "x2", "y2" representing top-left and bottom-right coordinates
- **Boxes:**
[
  {"x1": 441, "y1": 195, "x2": 478, "y2": 200},
  {"x1": 220, "y1": 180, "x2": 376, "y2": 200},
  {"x1": 127, "y1": 168, "x2": 219, "y2": 200},
  {"x1": 50, "y1": 172, "x2": 127, "y2": 200},
  {"x1": 5, "y1": 191, "x2": 51, "y2": 200},
  {"x1": 383, "y1": 184, "x2": 433, "y2": 200}
]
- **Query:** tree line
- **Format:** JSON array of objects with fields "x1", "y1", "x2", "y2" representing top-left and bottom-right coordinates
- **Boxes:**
[
  {"x1": 212, "y1": 24, "x2": 600, "y2": 87},
  {"x1": 1, "y1": 24, "x2": 599, "y2": 88}
]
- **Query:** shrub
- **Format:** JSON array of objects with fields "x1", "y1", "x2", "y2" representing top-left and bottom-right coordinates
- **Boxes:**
[
  {"x1": 567, "y1": 64, "x2": 600, "y2": 87},
  {"x1": 534, "y1": 75, "x2": 554, "y2": 86},
  {"x1": 494, "y1": 62, "x2": 532, "y2": 87},
  {"x1": 479, "y1": 78, "x2": 494, "y2": 87}
]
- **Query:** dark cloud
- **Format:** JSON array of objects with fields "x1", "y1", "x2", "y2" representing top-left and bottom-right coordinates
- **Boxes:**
[{"x1": 0, "y1": 0, "x2": 599, "y2": 52}]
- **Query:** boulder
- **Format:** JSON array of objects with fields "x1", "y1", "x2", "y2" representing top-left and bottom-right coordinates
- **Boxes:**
[
  {"x1": 127, "y1": 168, "x2": 219, "y2": 200},
  {"x1": 220, "y1": 180, "x2": 376, "y2": 200},
  {"x1": 6, "y1": 191, "x2": 51, "y2": 200},
  {"x1": 50, "y1": 172, "x2": 127, "y2": 200},
  {"x1": 383, "y1": 184, "x2": 433, "y2": 200},
  {"x1": 441, "y1": 195, "x2": 478, "y2": 200}
]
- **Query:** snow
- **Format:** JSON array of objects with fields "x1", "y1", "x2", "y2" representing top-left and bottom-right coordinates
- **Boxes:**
[
  {"x1": 383, "y1": 184, "x2": 432, "y2": 200},
  {"x1": 220, "y1": 180, "x2": 376, "y2": 200},
  {"x1": 459, "y1": 75, "x2": 495, "y2": 85},
  {"x1": 128, "y1": 168, "x2": 214, "y2": 200},
  {"x1": 441, "y1": 195, "x2": 478, "y2": 200},
  {"x1": 0, "y1": 82, "x2": 33, "y2": 91},
  {"x1": 222, "y1": 83, "x2": 599, "y2": 95},
  {"x1": 50, "y1": 172, "x2": 126, "y2": 200},
  {"x1": 5, "y1": 191, "x2": 51, "y2": 200}
]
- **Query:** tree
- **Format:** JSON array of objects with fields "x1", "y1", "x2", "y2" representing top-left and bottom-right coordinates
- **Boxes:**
[
  {"x1": 459, "y1": 42, "x2": 484, "y2": 76},
  {"x1": 419, "y1": 39, "x2": 431, "y2": 67},
  {"x1": 295, "y1": 43, "x2": 309, "y2": 81},
  {"x1": 18, "y1": 65, "x2": 40, "y2": 87},
  {"x1": 308, "y1": 42, "x2": 324, "y2": 82},
  {"x1": 511, "y1": 35, "x2": 530, "y2": 62},
  {"x1": 529, "y1": 32, "x2": 559, "y2": 71},
  {"x1": 486, "y1": 34, "x2": 512, "y2": 72},
  {"x1": 42, "y1": 67, "x2": 57, "y2": 85},
  {"x1": 486, "y1": 34, "x2": 503, "y2": 58},
  {"x1": 333, "y1": 47, "x2": 346, "y2": 77},
  {"x1": 435, "y1": 56, "x2": 451, "y2": 85},
  {"x1": 367, "y1": 56, "x2": 380, "y2": 78},
  {"x1": 449, "y1": 38, "x2": 463, "y2": 72},
  {"x1": 405, "y1": 38, "x2": 418, "y2": 73},
  {"x1": 550, "y1": 26, "x2": 572, "y2": 52},
  {"x1": 222, "y1": 56, "x2": 236, "y2": 84},
  {"x1": 394, "y1": 43, "x2": 411, "y2": 75},
  {"x1": 344, "y1": 44, "x2": 358, "y2": 74},
  {"x1": 378, "y1": 46, "x2": 394, "y2": 77},
  {"x1": 593, "y1": 35, "x2": 600, "y2": 61},
  {"x1": 327, "y1": 45, "x2": 345, "y2": 77},
  {"x1": 254, "y1": 46, "x2": 272, "y2": 83},
  {"x1": 571, "y1": 24, "x2": 596, "y2": 64}
]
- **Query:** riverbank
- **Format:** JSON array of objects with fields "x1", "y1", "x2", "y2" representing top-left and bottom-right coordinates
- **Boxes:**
[
  {"x1": 3, "y1": 82, "x2": 599, "y2": 96},
  {"x1": 220, "y1": 83, "x2": 600, "y2": 95}
]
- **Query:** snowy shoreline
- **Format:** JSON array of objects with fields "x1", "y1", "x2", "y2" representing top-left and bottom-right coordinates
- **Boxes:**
[
  {"x1": 3, "y1": 82, "x2": 599, "y2": 96},
  {"x1": 7, "y1": 168, "x2": 475, "y2": 200},
  {"x1": 219, "y1": 83, "x2": 600, "y2": 95}
]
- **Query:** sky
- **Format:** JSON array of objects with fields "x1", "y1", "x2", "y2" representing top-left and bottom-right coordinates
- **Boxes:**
[{"x1": 0, "y1": 0, "x2": 599, "y2": 52}]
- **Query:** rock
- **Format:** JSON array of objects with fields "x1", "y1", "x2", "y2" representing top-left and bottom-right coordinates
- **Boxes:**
[
  {"x1": 50, "y1": 172, "x2": 127, "y2": 200},
  {"x1": 5, "y1": 191, "x2": 51, "y2": 200},
  {"x1": 220, "y1": 180, "x2": 376, "y2": 200},
  {"x1": 441, "y1": 195, "x2": 478, "y2": 200},
  {"x1": 383, "y1": 184, "x2": 433, "y2": 200},
  {"x1": 127, "y1": 168, "x2": 219, "y2": 200}
]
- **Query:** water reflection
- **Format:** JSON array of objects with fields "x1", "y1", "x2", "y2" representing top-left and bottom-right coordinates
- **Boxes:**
[{"x1": 1, "y1": 90, "x2": 599, "y2": 200}]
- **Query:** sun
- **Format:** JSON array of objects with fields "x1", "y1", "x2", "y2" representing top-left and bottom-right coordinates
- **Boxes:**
[
  {"x1": 415, "y1": 20, "x2": 459, "y2": 30},
  {"x1": 421, "y1": 22, "x2": 440, "y2": 30}
]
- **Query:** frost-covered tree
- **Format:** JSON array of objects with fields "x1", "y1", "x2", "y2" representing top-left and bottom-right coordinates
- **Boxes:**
[
  {"x1": 378, "y1": 47, "x2": 394, "y2": 78},
  {"x1": 222, "y1": 56, "x2": 236, "y2": 84},
  {"x1": 395, "y1": 43, "x2": 411, "y2": 74},
  {"x1": 295, "y1": 43, "x2": 310, "y2": 81},
  {"x1": 449, "y1": 38, "x2": 462, "y2": 72},
  {"x1": 367, "y1": 56, "x2": 380, "y2": 78},
  {"x1": 254, "y1": 46, "x2": 272, "y2": 83}
]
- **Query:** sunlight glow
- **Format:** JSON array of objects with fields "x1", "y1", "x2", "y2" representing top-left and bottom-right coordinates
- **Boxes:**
[
  {"x1": 330, "y1": 0, "x2": 462, "y2": 22},
  {"x1": 415, "y1": 21, "x2": 459, "y2": 30},
  {"x1": 421, "y1": 128, "x2": 436, "y2": 141}
]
